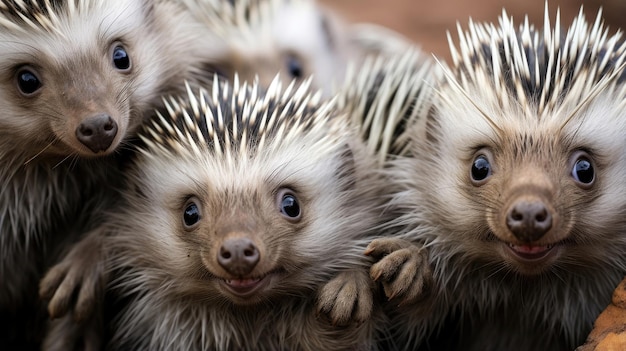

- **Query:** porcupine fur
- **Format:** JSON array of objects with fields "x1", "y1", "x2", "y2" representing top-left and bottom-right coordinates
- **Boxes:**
[
  {"x1": 0, "y1": 0, "x2": 220, "y2": 348},
  {"x1": 374, "y1": 5, "x2": 626, "y2": 351},
  {"x1": 91, "y1": 76, "x2": 389, "y2": 350}
]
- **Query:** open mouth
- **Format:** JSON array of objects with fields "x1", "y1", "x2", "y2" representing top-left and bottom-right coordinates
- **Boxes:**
[
  {"x1": 506, "y1": 243, "x2": 556, "y2": 261},
  {"x1": 223, "y1": 277, "x2": 266, "y2": 295},
  {"x1": 218, "y1": 270, "x2": 285, "y2": 300},
  {"x1": 486, "y1": 231, "x2": 564, "y2": 263},
  {"x1": 220, "y1": 276, "x2": 268, "y2": 298}
]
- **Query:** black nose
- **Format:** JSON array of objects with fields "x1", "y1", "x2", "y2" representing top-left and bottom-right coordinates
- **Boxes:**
[
  {"x1": 75, "y1": 114, "x2": 118, "y2": 153},
  {"x1": 506, "y1": 200, "x2": 553, "y2": 242},
  {"x1": 218, "y1": 237, "x2": 260, "y2": 276}
]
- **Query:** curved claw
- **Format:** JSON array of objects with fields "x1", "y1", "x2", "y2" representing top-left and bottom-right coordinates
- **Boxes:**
[
  {"x1": 366, "y1": 237, "x2": 432, "y2": 306},
  {"x1": 364, "y1": 237, "x2": 414, "y2": 258},
  {"x1": 317, "y1": 270, "x2": 374, "y2": 326}
]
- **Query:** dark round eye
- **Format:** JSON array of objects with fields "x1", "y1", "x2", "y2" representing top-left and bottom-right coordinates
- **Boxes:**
[
  {"x1": 16, "y1": 68, "x2": 42, "y2": 96},
  {"x1": 285, "y1": 55, "x2": 303, "y2": 79},
  {"x1": 278, "y1": 189, "x2": 301, "y2": 220},
  {"x1": 112, "y1": 45, "x2": 131, "y2": 71},
  {"x1": 471, "y1": 154, "x2": 492, "y2": 184},
  {"x1": 183, "y1": 199, "x2": 201, "y2": 229},
  {"x1": 571, "y1": 152, "x2": 595, "y2": 186}
]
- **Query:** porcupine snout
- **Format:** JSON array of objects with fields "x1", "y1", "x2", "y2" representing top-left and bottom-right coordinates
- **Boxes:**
[
  {"x1": 75, "y1": 113, "x2": 118, "y2": 153},
  {"x1": 218, "y1": 237, "x2": 260, "y2": 276},
  {"x1": 506, "y1": 197, "x2": 553, "y2": 242}
]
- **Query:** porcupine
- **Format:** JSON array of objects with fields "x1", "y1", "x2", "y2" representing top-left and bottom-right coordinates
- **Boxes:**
[
  {"x1": 0, "y1": 0, "x2": 221, "y2": 348},
  {"x1": 69, "y1": 75, "x2": 391, "y2": 350},
  {"x1": 180, "y1": 0, "x2": 414, "y2": 97},
  {"x1": 365, "y1": 5, "x2": 626, "y2": 351}
]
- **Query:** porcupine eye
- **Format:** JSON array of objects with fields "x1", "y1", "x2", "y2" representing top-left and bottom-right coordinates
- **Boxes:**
[
  {"x1": 277, "y1": 188, "x2": 301, "y2": 221},
  {"x1": 183, "y1": 198, "x2": 201, "y2": 229},
  {"x1": 112, "y1": 45, "x2": 131, "y2": 71},
  {"x1": 470, "y1": 154, "x2": 492, "y2": 185},
  {"x1": 285, "y1": 54, "x2": 303, "y2": 79},
  {"x1": 16, "y1": 67, "x2": 42, "y2": 96},
  {"x1": 571, "y1": 151, "x2": 595, "y2": 187}
]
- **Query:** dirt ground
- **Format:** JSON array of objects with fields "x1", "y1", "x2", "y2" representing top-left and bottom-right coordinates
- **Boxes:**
[{"x1": 319, "y1": 0, "x2": 626, "y2": 61}]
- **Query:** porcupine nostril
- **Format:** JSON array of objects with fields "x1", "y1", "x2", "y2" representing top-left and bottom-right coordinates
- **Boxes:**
[
  {"x1": 506, "y1": 200, "x2": 553, "y2": 242},
  {"x1": 75, "y1": 114, "x2": 118, "y2": 153},
  {"x1": 218, "y1": 237, "x2": 260, "y2": 276}
]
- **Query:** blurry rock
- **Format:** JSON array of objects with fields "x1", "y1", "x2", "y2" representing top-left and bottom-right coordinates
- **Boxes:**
[{"x1": 577, "y1": 277, "x2": 626, "y2": 351}]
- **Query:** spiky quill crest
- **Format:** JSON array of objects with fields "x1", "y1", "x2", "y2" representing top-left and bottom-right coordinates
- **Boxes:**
[
  {"x1": 384, "y1": 5, "x2": 626, "y2": 351},
  {"x1": 335, "y1": 48, "x2": 438, "y2": 165},
  {"x1": 140, "y1": 75, "x2": 342, "y2": 161},
  {"x1": 443, "y1": 4, "x2": 626, "y2": 122},
  {"x1": 0, "y1": 0, "x2": 105, "y2": 33}
]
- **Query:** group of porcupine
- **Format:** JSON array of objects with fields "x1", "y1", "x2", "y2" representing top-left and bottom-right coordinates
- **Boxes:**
[{"x1": 1, "y1": 0, "x2": 626, "y2": 350}]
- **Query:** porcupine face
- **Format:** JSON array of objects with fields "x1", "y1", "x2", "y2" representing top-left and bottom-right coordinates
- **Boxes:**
[
  {"x1": 120, "y1": 81, "x2": 370, "y2": 306},
  {"x1": 211, "y1": 0, "x2": 351, "y2": 96},
  {"x1": 414, "y1": 10, "x2": 626, "y2": 276},
  {"x1": 0, "y1": 0, "x2": 160, "y2": 157}
]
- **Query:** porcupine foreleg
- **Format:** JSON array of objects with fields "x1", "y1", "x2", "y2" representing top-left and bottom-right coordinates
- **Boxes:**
[{"x1": 40, "y1": 227, "x2": 107, "y2": 350}]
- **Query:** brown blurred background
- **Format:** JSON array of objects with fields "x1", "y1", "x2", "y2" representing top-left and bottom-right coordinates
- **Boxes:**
[{"x1": 319, "y1": 0, "x2": 626, "y2": 61}]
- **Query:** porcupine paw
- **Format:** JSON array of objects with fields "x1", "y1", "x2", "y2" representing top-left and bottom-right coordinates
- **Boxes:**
[
  {"x1": 365, "y1": 238, "x2": 431, "y2": 306},
  {"x1": 40, "y1": 231, "x2": 104, "y2": 321},
  {"x1": 317, "y1": 270, "x2": 374, "y2": 326}
]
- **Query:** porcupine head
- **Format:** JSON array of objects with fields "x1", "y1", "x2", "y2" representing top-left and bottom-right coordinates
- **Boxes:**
[
  {"x1": 412, "y1": 7, "x2": 626, "y2": 282},
  {"x1": 197, "y1": 0, "x2": 356, "y2": 97},
  {"x1": 383, "y1": 9, "x2": 626, "y2": 350},
  {"x1": 0, "y1": 0, "x2": 215, "y2": 158},
  {"x1": 115, "y1": 77, "x2": 380, "y2": 313}
]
